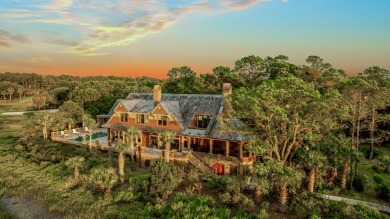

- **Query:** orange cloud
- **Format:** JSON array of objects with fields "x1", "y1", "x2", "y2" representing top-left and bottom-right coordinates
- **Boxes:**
[{"x1": 1, "y1": 0, "x2": 274, "y2": 56}]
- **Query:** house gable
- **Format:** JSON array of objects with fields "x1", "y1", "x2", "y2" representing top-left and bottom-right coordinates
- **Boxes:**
[
  {"x1": 114, "y1": 102, "x2": 127, "y2": 112},
  {"x1": 107, "y1": 101, "x2": 128, "y2": 124},
  {"x1": 151, "y1": 103, "x2": 168, "y2": 115},
  {"x1": 149, "y1": 103, "x2": 183, "y2": 130}
]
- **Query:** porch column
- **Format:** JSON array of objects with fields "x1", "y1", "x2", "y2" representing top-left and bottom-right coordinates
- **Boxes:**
[
  {"x1": 209, "y1": 139, "x2": 213, "y2": 154},
  {"x1": 188, "y1": 137, "x2": 191, "y2": 150},
  {"x1": 225, "y1": 141, "x2": 230, "y2": 156},
  {"x1": 239, "y1": 141, "x2": 243, "y2": 159},
  {"x1": 179, "y1": 136, "x2": 184, "y2": 152},
  {"x1": 148, "y1": 133, "x2": 151, "y2": 147},
  {"x1": 107, "y1": 128, "x2": 111, "y2": 140},
  {"x1": 224, "y1": 164, "x2": 230, "y2": 175},
  {"x1": 122, "y1": 131, "x2": 125, "y2": 142}
]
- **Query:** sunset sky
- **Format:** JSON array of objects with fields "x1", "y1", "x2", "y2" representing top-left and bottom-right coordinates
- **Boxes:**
[{"x1": 0, "y1": 0, "x2": 389, "y2": 78}]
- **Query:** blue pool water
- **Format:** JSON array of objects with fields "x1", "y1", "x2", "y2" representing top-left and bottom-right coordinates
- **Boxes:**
[{"x1": 74, "y1": 132, "x2": 107, "y2": 142}]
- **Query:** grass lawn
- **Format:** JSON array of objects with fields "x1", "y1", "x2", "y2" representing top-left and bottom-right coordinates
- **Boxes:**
[
  {"x1": 0, "y1": 97, "x2": 35, "y2": 112},
  {"x1": 0, "y1": 115, "x2": 24, "y2": 145},
  {"x1": 0, "y1": 97, "x2": 33, "y2": 144}
]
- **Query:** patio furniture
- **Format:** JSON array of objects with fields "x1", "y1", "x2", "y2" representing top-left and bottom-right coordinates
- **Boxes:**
[
  {"x1": 60, "y1": 131, "x2": 68, "y2": 139},
  {"x1": 170, "y1": 150, "x2": 177, "y2": 158},
  {"x1": 72, "y1": 129, "x2": 80, "y2": 135}
]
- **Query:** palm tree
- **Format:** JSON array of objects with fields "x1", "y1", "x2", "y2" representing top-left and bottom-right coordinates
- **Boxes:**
[
  {"x1": 89, "y1": 167, "x2": 118, "y2": 197},
  {"x1": 1, "y1": 90, "x2": 7, "y2": 99},
  {"x1": 158, "y1": 131, "x2": 176, "y2": 161},
  {"x1": 37, "y1": 110, "x2": 52, "y2": 139},
  {"x1": 81, "y1": 113, "x2": 91, "y2": 128},
  {"x1": 66, "y1": 117, "x2": 75, "y2": 132},
  {"x1": 85, "y1": 118, "x2": 97, "y2": 149},
  {"x1": 304, "y1": 150, "x2": 325, "y2": 193},
  {"x1": 267, "y1": 160, "x2": 303, "y2": 205},
  {"x1": 322, "y1": 134, "x2": 352, "y2": 190},
  {"x1": 7, "y1": 87, "x2": 14, "y2": 100},
  {"x1": 65, "y1": 156, "x2": 85, "y2": 180},
  {"x1": 124, "y1": 127, "x2": 142, "y2": 161},
  {"x1": 115, "y1": 141, "x2": 130, "y2": 184},
  {"x1": 17, "y1": 88, "x2": 23, "y2": 101},
  {"x1": 251, "y1": 163, "x2": 270, "y2": 204}
]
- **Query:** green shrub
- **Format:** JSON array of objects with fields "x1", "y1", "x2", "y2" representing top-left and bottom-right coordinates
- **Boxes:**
[
  {"x1": 309, "y1": 214, "x2": 321, "y2": 219},
  {"x1": 23, "y1": 111, "x2": 35, "y2": 117},
  {"x1": 353, "y1": 174, "x2": 366, "y2": 193},
  {"x1": 354, "y1": 204, "x2": 382, "y2": 219},
  {"x1": 240, "y1": 194, "x2": 255, "y2": 209},
  {"x1": 321, "y1": 200, "x2": 351, "y2": 218},
  {"x1": 113, "y1": 186, "x2": 136, "y2": 203},
  {"x1": 288, "y1": 198, "x2": 308, "y2": 216},
  {"x1": 258, "y1": 209, "x2": 268, "y2": 219},
  {"x1": 207, "y1": 175, "x2": 229, "y2": 193},
  {"x1": 129, "y1": 173, "x2": 151, "y2": 187},
  {"x1": 0, "y1": 209, "x2": 12, "y2": 219},
  {"x1": 144, "y1": 158, "x2": 183, "y2": 205},
  {"x1": 373, "y1": 173, "x2": 384, "y2": 184},
  {"x1": 375, "y1": 184, "x2": 390, "y2": 201}
]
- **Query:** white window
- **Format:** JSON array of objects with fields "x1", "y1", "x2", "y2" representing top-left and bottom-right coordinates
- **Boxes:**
[
  {"x1": 136, "y1": 114, "x2": 149, "y2": 124},
  {"x1": 120, "y1": 113, "x2": 128, "y2": 122},
  {"x1": 157, "y1": 115, "x2": 168, "y2": 126},
  {"x1": 197, "y1": 115, "x2": 211, "y2": 128}
]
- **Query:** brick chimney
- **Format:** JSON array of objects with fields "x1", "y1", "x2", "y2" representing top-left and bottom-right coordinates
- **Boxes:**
[
  {"x1": 153, "y1": 85, "x2": 162, "y2": 106},
  {"x1": 222, "y1": 83, "x2": 232, "y2": 117}
]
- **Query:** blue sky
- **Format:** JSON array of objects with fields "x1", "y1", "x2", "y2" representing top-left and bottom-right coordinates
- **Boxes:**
[{"x1": 0, "y1": 0, "x2": 389, "y2": 77}]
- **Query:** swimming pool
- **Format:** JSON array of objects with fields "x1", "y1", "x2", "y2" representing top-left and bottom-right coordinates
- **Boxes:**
[{"x1": 74, "y1": 132, "x2": 107, "y2": 142}]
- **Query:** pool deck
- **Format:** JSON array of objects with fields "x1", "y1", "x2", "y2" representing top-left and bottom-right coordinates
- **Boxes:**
[
  {"x1": 51, "y1": 128, "x2": 190, "y2": 162},
  {"x1": 52, "y1": 128, "x2": 109, "y2": 147},
  {"x1": 51, "y1": 127, "x2": 247, "y2": 175}
]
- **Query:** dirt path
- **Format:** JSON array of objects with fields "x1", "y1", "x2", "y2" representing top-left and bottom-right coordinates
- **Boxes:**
[
  {"x1": 318, "y1": 193, "x2": 390, "y2": 213},
  {"x1": 0, "y1": 194, "x2": 62, "y2": 219},
  {"x1": 1, "y1": 109, "x2": 58, "y2": 116}
]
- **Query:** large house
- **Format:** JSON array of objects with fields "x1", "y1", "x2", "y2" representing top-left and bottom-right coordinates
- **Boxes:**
[{"x1": 100, "y1": 83, "x2": 254, "y2": 175}]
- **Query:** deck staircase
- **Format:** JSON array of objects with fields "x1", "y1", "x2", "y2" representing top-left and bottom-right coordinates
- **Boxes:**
[{"x1": 188, "y1": 150, "x2": 213, "y2": 174}]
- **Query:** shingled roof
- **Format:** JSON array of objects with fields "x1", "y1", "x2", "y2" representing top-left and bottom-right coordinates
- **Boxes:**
[{"x1": 102, "y1": 88, "x2": 250, "y2": 141}]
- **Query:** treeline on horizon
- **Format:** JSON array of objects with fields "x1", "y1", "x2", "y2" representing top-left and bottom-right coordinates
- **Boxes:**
[
  {"x1": 0, "y1": 54, "x2": 389, "y2": 117},
  {"x1": 1, "y1": 54, "x2": 389, "y2": 93}
]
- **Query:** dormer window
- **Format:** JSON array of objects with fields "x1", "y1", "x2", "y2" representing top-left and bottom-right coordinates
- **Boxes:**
[
  {"x1": 197, "y1": 115, "x2": 211, "y2": 128},
  {"x1": 137, "y1": 114, "x2": 149, "y2": 124},
  {"x1": 157, "y1": 115, "x2": 168, "y2": 126},
  {"x1": 120, "y1": 113, "x2": 128, "y2": 122}
]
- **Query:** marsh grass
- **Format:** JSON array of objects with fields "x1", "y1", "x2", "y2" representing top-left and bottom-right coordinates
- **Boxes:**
[{"x1": 0, "y1": 138, "x2": 264, "y2": 218}]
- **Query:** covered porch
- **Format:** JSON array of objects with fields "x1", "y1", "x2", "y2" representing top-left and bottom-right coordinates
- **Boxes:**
[{"x1": 107, "y1": 128, "x2": 252, "y2": 160}]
